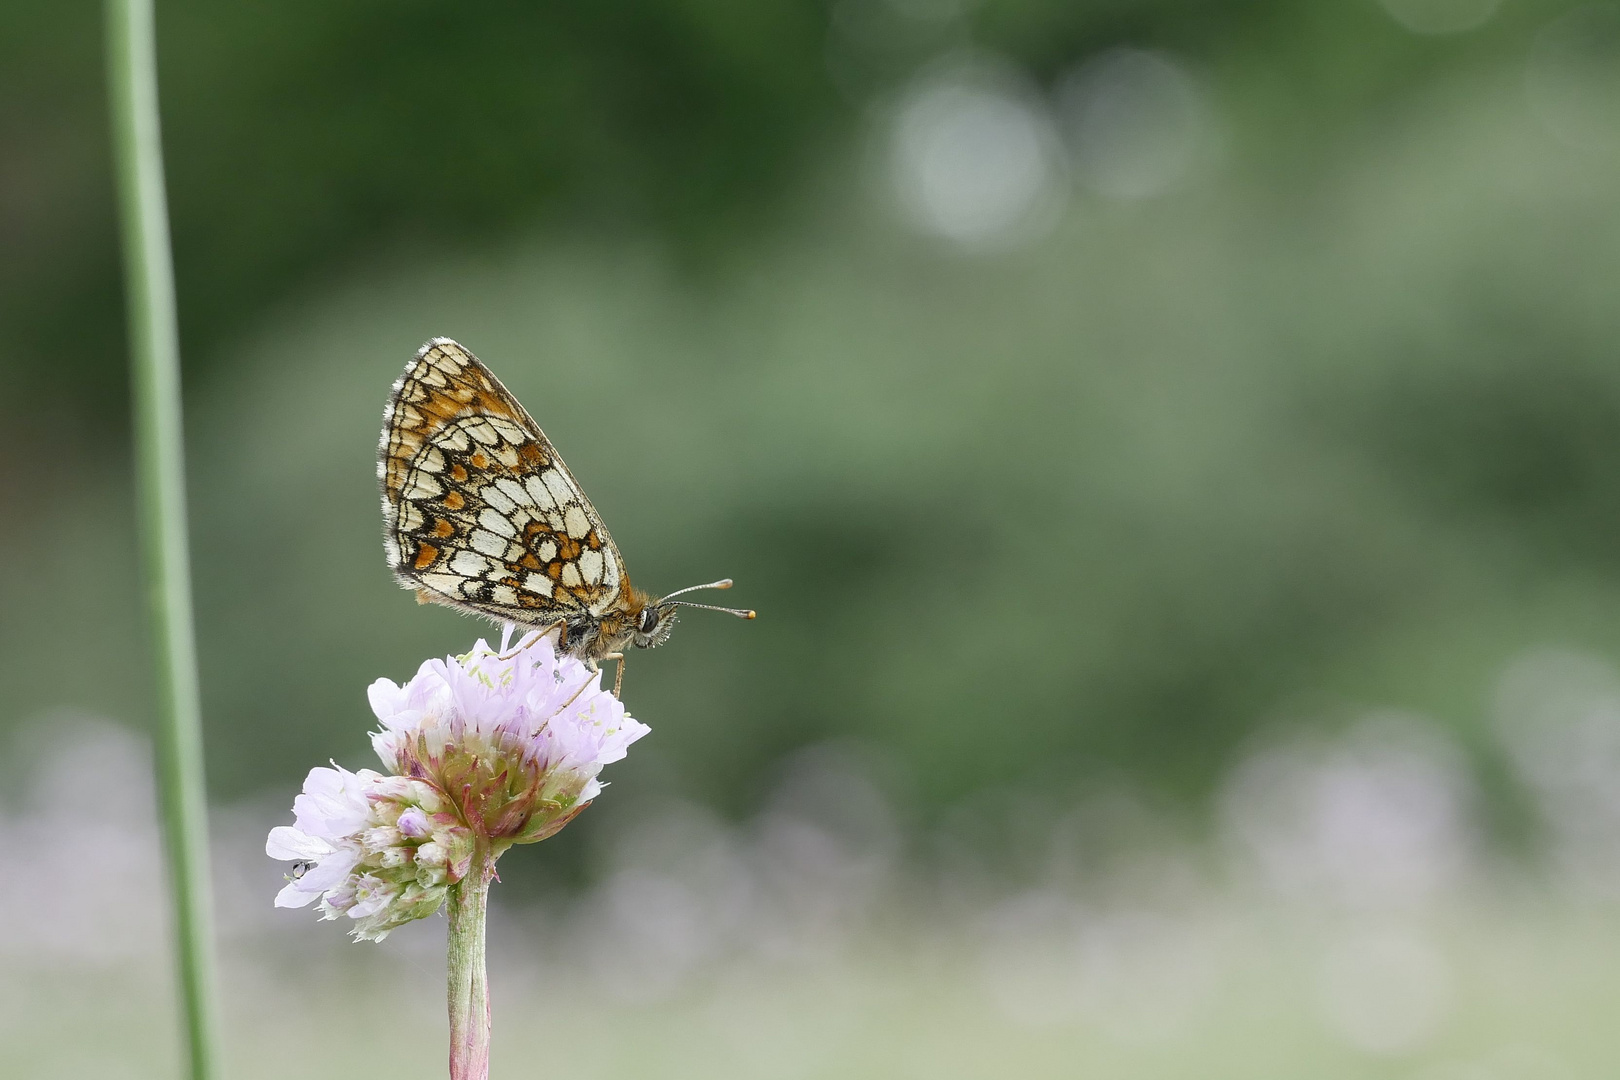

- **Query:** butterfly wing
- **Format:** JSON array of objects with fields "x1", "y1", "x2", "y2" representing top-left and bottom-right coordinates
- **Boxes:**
[{"x1": 379, "y1": 338, "x2": 631, "y2": 624}]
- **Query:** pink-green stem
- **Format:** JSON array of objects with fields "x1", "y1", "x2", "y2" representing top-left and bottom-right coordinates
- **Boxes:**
[{"x1": 447, "y1": 842, "x2": 494, "y2": 1080}]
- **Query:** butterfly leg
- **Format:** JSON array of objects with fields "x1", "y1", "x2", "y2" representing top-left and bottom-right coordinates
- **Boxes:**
[
  {"x1": 497, "y1": 620, "x2": 566, "y2": 661},
  {"x1": 602, "y1": 653, "x2": 626, "y2": 699}
]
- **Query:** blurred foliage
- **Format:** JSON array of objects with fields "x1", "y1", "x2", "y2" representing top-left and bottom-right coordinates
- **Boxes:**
[
  {"x1": 5, "y1": 0, "x2": 1620, "y2": 852},
  {"x1": 0, "y1": 0, "x2": 1579, "y2": 418},
  {"x1": 5, "y1": 0, "x2": 839, "y2": 420}
]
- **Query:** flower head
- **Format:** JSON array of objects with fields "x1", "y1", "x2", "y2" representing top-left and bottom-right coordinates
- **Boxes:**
[{"x1": 267, "y1": 632, "x2": 649, "y2": 939}]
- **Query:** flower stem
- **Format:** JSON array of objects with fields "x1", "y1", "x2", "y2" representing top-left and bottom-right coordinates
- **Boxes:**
[
  {"x1": 447, "y1": 841, "x2": 494, "y2": 1080},
  {"x1": 105, "y1": 2, "x2": 222, "y2": 1079}
]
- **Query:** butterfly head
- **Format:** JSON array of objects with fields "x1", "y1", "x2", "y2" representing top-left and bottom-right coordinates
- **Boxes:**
[
  {"x1": 632, "y1": 602, "x2": 680, "y2": 650},
  {"x1": 630, "y1": 578, "x2": 754, "y2": 651}
]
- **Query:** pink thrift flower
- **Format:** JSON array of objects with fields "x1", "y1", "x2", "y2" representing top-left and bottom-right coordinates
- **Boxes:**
[{"x1": 267, "y1": 632, "x2": 649, "y2": 940}]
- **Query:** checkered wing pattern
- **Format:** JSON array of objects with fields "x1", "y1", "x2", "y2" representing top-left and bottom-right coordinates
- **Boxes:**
[{"x1": 379, "y1": 338, "x2": 630, "y2": 624}]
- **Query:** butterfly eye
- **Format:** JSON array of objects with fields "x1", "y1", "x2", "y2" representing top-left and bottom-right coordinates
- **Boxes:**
[{"x1": 639, "y1": 608, "x2": 661, "y2": 634}]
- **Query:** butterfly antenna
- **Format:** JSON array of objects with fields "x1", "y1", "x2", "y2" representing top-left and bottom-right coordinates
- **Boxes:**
[
  {"x1": 669, "y1": 600, "x2": 756, "y2": 619},
  {"x1": 658, "y1": 578, "x2": 736, "y2": 602}
]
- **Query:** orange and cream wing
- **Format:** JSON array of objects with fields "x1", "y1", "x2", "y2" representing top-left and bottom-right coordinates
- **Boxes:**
[{"x1": 379, "y1": 338, "x2": 630, "y2": 623}]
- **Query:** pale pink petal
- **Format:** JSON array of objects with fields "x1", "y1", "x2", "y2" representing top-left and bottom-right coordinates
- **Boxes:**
[{"x1": 265, "y1": 826, "x2": 331, "y2": 861}]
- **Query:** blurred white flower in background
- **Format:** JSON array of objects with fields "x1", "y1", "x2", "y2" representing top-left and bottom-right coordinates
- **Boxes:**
[
  {"x1": 569, "y1": 743, "x2": 900, "y2": 1001},
  {"x1": 888, "y1": 53, "x2": 1067, "y2": 246},
  {"x1": 1055, "y1": 48, "x2": 1216, "y2": 201},
  {"x1": 1, "y1": 702, "x2": 1617, "y2": 1075},
  {"x1": 1218, "y1": 714, "x2": 1478, "y2": 908},
  {"x1": 977, "y1": 889, "x2": 1088, "y2": 1027},
  {"x1": 1316, "y1": 924, "x2": 1453, "y2": 1056},
  {"x1": 573, "y1": 800, "x2": 753, "y2": 1001},
  {"x1": 0, "y1": 715, "x2": 167, "y2": 962},
  {"x1": 977, "y1": 890, "x2": 1225, "y2": 1041},
  {"x1": 747, "y1": 743, "x2": 901, "y2": 957}
]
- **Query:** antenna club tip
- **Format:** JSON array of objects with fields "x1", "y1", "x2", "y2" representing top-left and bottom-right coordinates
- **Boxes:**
[
  {"x1": 716, "y1": 579, "x2": 734, "y2": 589},
  {"x1": 743, "y1": 610, "x2": 757, "y2": 619}
]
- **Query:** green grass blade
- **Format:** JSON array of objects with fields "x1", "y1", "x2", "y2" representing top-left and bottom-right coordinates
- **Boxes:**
[{"x1": 106, "y1": 1, "x2": 223, "y2": 1077}]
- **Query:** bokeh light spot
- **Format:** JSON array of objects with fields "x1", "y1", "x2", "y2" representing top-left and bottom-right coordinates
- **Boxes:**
[
  {"x1": 889, "y1": 55, "x2": 1066, "y2": 245},
  {"x1": 1378, "y1": 0, "x2": 1501, "y2": 35},
  {"x1": 1055, "y1": 48, "x2": 1213, "y2": 201},
  {"x1": 1526, "y1": 4, "x2": 1620, "y2": 151}
]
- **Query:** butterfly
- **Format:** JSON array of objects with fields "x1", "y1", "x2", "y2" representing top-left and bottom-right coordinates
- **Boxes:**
[{"x1": 378, "y1": 338, "x2": 752, "y2": 688}]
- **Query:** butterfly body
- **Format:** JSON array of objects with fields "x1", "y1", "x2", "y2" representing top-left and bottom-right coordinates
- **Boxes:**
[{"x1": 378, "y1": 338, "x2": 739, "y2": 664}]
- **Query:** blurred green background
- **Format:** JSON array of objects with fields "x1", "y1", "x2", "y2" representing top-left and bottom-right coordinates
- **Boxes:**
[{"x1": 8, "y1": 0, "x2": 1620, "y2": 1077}]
